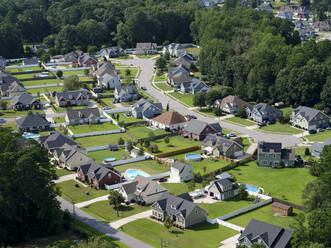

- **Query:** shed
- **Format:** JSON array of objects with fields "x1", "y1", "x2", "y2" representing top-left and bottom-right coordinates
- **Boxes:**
[{"x1": 272, "y1": 202, "x2": 293, "y2": 216}]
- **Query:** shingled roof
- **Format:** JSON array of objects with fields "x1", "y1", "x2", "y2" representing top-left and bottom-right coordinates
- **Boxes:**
[
  {"x1": 292, "y1": 106, "x2": 328, "y2": 122},
  {"x1": 66, "y1": 107, "x2": 100, "y2": 121},
  {"x1": 39, "y1": 131, "x2": 78, "y2": 150},
  {"x1": 16, "y1": 113, "x2": 50, "y2": 128},
  {"x1": 152, "y1": 111, "x2": 186, "y2": 125}
]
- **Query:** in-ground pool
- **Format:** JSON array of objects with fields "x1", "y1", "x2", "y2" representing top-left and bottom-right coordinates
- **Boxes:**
[
  {"x1": 125, "y1": 169, "x2": 150, "y2": 180},
  {"x1": 185, "y1": 154, "x2": 202, "y2": 162},
  {"x1": 103, "y1": 157, "x2": 116, "y2": 163},
  {"x1": 22, "y1": 134, "x2": 40, "y2": 139},
  {"x1": 245, "y1": 184, "x2": 260, "y2": 193}
]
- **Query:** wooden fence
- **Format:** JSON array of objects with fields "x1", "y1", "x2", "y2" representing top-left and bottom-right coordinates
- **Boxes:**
[
  {"x1": 272, "y1": 197, "x2": 305, "y2": 211},
  {"x1": 155, "y1": 146, "x2": 201, "y2": 158}
]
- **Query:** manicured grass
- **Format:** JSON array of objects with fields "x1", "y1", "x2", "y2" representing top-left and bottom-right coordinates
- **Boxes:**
[
  {"x1": 291, "y1": 146, "x2": 318, "y2": 161},
  {"x1": 88, "y1": 149, "x2": 130, "y2": 163},
  {"x1": 115, "y1": 159, "x2": 170, "y2": 175},
  {"x1": 242, "y1": 137, "x2": 250, "y2": 152},
  {"x1": 52, "y1": 105, "x2": 90, "y2": 113},
  {"x1": 168, "y1": 92, "x2": 194, "y2": 107},
  {"x1": 138, "y1": 136, "x2": 201, "y2": 155},
  {"x1": 119, "y1": 113, "x2": 141, "y2": 123},
  {"x1": 76, "y1": 132, "x2": 132, "y2": 148},
  {"x1": 198, "y1": 196, "x2": 255, "y2": 219},
  {"x1": 22, "y1": 79, "x2": 60, "y2": 87},
  {"x1": 57, "y1": 180, "x2": 109, "y2": 203},
  {"x1": 55, "y1": 168, "x2": 74, "y2": 177},
  {"x1": 224, "y1": 117, "x2": 256, "y2": 126},
  {"x1": 228, "y1": 204, "x2": 303, "y2": 229},
  {"x1": 197, "y1": 108, "x2": 222, "y2": 118},
  {"x1": 127, "y1": 126, "x2": 167, "y2": 139},
  {"x1": 161, "y1": 182, "x2": 204, "y2": 196},
  {"x1": 259, "y1": 122, "x2": 303, "y2": 134},
  {"x1": 168, "y1": 152, "x2": 230, "y2": 175},
  {"x1": 54, "y1": 117, "x2": 66, "y2": 123},
  {"x1": 193, "y1": 71, "x2": 201, "y2": 78},
  {"x1": 186, "y1": 47, "x2": 201, "y2": 55},
  {"x1": 0, "y1": 109, "x2": 45, "y2": 118},
  {"x1": 155, "y1": 82, "x2": 172, "y2": 91},
  {"x1": 0, "y1": 121, "x2": 16, "y2": 130},
  {"x1": 63, "y1": 70, "x2": 86, "y2": 76},
  {"x1": 306, "y1": 130, "x2": 331, "y2": 142},
  {"x1": 68, "y1": 122, "x2": 119, "y2": 134},
  {"x1": 119, "y1": 68, "x2": 138, "y2": 78},
  {"x1": 82, "y1": 201, "x2": 148, "y2": 223},
  {"x1": 136, "y1": 54, "x2": 156, "y2": 59},
  {"x1": 6, "y1": 66, "x2": 41, "y2": 73},
  {"x1": 122, "y1": 219, "x2": 238, "y2": 248},
  {"x1": 228, "y1": 161, "x2": 316, "y2": 204},
  {"x1": 280, "y1": 107, "x2": 294, "y2": 116},
  {"x1": 15, "y1": 73, "x2": 53, "y2": 80},
  {"x1": 27, "y1": 86, "x2": 63, "y2": 95},
  {"x1": 116, "y1": 55, "x2": 133, "y2": 59},
  {"x1": 154, "y1": 73, "x2": 168, "y2": 82}
]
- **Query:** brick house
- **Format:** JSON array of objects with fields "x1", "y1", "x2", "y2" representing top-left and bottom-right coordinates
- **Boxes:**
[{"x1": 182, "y1": 119, "x2": 222, "y2": 141}]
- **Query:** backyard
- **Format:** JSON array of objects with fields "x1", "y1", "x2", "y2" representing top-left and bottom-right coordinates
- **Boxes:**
[
  {"x1": 57, "y1": 180, "x2": 109, "y2": 203},
  {"x1": 27, "y1": 86, "x2": 64, "y2": 94},
  {"x1": 76, "y1": 132, "x2": 132, "y2": 148},
  {"x1": 227, "y1": 161, "x2": 316, "y2": 205},
  {"x1": 6, "y1": 66, "x2": 41, "y2": 73},
  {"x1": 186, "y1": 47, "x2": 201, "y2": 55},
  {"x1": 88, "y1": 149, "x2": 130, "y2": 163},
  {"x1": 306, "y1": 130, "x2": 331, "y2": 142},
  {"x1": 0, "y1": 108, "x2": 45, "y2": 118},
  {"x1": 224, "y1": 117, "x2": 256, "y2": 127},
  {"x1": 22, "y1": 79, "x2": 60, "y2": 87},
  {"x1": 168, "y1": 92, "x2": 194, "y2": 107},
  {"x1": 162, "y1": 182, "x2": 204, "y2": 196},
  {"x1": 127, "y1": 126, "x2": 167, "y2": 139},
  {"x1": 68, "y1": 122, "x2": 119, "y2": 134},
  {"x1": 115, "y1": 159, "x2": 170, "y2": 175},
  {"x1": 82, "y1": 201, "x2": 148, "y2": 223},
  {"x1": 259, "y1": 122, "x2": 303, "y2": 135},
  {"x1": 122, "y1": 219, "x2": 238, "y2": 248},
  {"x1": 15, "y1": 73, "x2": 53, "y2": 80}
]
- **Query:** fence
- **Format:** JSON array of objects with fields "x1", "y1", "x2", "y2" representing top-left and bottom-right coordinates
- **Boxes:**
[
  {"x1": 86, "y1": 145, "x2": 110, "y2": 152},
  {"x1": 110, "y1": 156, "x2": 147, "y2": 167},
  {"x1": 25, "y1": 83, "x2": 60, "y2": 89},
  {"x1": 137, "y1": 132, "x2": 179, "y2": 143},
  {"x1": 72, "y1": 129, "x2": 123, "y2": 138},
  {"x1": 123, "y1": 121, "x2": 147, "y2": 127},
  {"x1": 20, "y1": 76, "x2": 56, "y2": 82},
  {"x1": 272, "y1": 197, "x2": 305, "y2": 211},
  {"x1": 105, "y1": 108, "x2": 131, "y2": 114},
  {"x1": 155, "y1": 146, "x2": 201, "y2": 158},
  {"x1": 214, "y1": 219, "x2": 244, "y2": 232},
  {"x1": 11, "y1": 70, "x2": 45, "y2": 75}
]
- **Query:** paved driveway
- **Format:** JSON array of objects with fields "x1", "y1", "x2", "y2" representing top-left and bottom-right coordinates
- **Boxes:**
[{"x1": 219, "y1": 234, "x2": 241, "y2": 248}]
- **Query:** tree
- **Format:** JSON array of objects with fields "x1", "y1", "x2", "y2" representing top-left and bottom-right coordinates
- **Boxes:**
[
  {"x1": 305, "y1": 147, "x2": 311, "y2": 156},
  {"x1": 238, "y1": 185, "x2": 248, "y2": 200},
  {"x1": 84, "y1": 69, "x2": 90, "y2": 76},
  {"x1": 251, "y1": 244, "x2": 267, "y2": 248},
  {"x1": 0, "y1": 101, "x2": 7, "y2": 110},
  {"x1": 125, "y1": 68, "x2": 131, "y2": 77},
  {"x1": 203, "y1": 166, "x2": 207, "y2": 174},
  {"x1": 63, "y1": 75, "x2": 80, "y2": 92},
  {"x1": 118, "y1": 137, "x2": 124, "y2": 145},
  {"x1": 205, "y1": 88, "x2": 222, "y2": 106},
  {"x1": 36, "y1": 48, "x2": 46, "y2": 58},
  {"x1": 236, "y1": 105, "x2": 248, "y2": 118},
  {"x1": 148, "y1": 131, "x2": 155, "y2": 138},
  {"x1": 193, "y1": 92, "x2": 206, "y2": 108},
  {"x1": 144, "y1": 140, "x2": 150, "y2": 148},
  {"x1": 108, "y1": 190, "x2": 125, "y2": 217},
  {"x1": 87, "y1": 45, "x2": 98, "y2": 55},
  {"x1": 213, "y1": 108, "x2": 223, "y2": 116},
  {"x1": 155, "y1": 57, "x2": 167, "y2": 71},
  {"x1": 166, "y1": 102, "x2": 169, "y2": 111},
  {"x1": 56, "y1": 70, "x2": 63, "y2": 78},
  {"x1": 126, "y1": 141, "x2": 133, "y2": 152},
  {"x1": 164, "y1": 215, "x2": 174, "y2": 232},
  {"x1": 164, "y1": 136, "x2": 170, "y2": 145}
]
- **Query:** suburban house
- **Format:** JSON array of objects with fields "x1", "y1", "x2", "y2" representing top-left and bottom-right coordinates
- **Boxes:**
[
  {"x1": 78, "y1": 54, "x2": 98, "y2": 67},
  {"x1": 198, "y1": 0, "x2": 224, "y2": 7},
  {"x1": 65, "y1": 107, "x2": 101, "y2": 125},
  {"x1": 32, "y1": 44, "x2": 49, "y2": 54},
  {"x1": 182, "y1": 119, "x2": 222, "y2": 141},
  {"x1": 114, "y1": 85, "x2": 139, "y2": 102},
  {"x1": 11, "y1": 93, "x2": 41, "y2": 111},
  {"x1": 314, "y1": 21, "x2": 330, "y2": 32},
  {"x1": 22, "y1": 57, "x2": 38, "y2": 65},
  {"x1": 257, "y1": 142, "x2": 296, "y2": 167},
  {"x1": 78, "y1": 161, "x2": 122, "y2": 189},
  {"x1": 55, "y1": 90, "x2": 90, "y2": 107},
  {"x1": 310, "y1": 138, "x2": 331, "y2": 158},
  {"x1": 169, "y1": 72, "x2": 193, "y2": 88},
  {"x1": 162, "y1": 43, "x2": 186, "y2": 57},
  {"x1": 206, "y1": 178, "x2": 239, "y2": 200},
  {"x1": 202, "y1": 134, "x2": 244, "y2": 158},
  {"x1": 53, "y1": 143, "x2": 92, "y2": 171},
  {"x1": 118, "y1": 175, "x2": 168, "y2": 205},
  {"x1": 16, "y1": 113, "x2": 51, "y2": 132},
  {"x1": 39, "y1": 131, "x2": 79, "y2": 153},
  {"x1": 135, "y1": 42, "x2": 157, "y2": 55},
  {"x1": 94, "y1": 62, "x2": 121, "y2": 89},
  {"x1": 290, "y1": 106, "x2": 330, "y2": 131},
  {"x1": 237, "y1": 219, "x2": 294, "y2": 248},
  {"x1": 64, "y1": 50, "x2": 83, "y2": 63},
  {"x1": 276, "y1": 11, "x2": 293, "y2": 20},
  {"x1": 97, "y1": 46, "x2": 124, "y2": 59},
  {"x1": 151, "y1": 192, "x2": 208, "y2": 229},
  {"x1": 215, "y1": 95, "x2": 250, "y2": 114},
  {"x1": 0, "y1": 56, "x2": 6, "y2": 67},
  {"x1": 150, "y1": 111, "x2": 187, "y2": 130},
  {"x1": 180, "y1": 80, "x2": 210, "y2": 94},
  {"x1": 169, "y1": 161, "x2": 194, "y2": 183},
  {"x1": 246, "y1": 103, "x2": 283, "y2": 124},
  {"x1": 92, "y1": 60, "x2": 115, "y2": 71},
  {"x1": 172, "y1": 56, "x2": 194, "y2": 71},
  {"x1": 131, "y1": 99, "x2": 163, "y2": 119},
  {"x1": 256, "y1": 4, "x2": 274, "y2": 13},
  {"x1": 6, "y1": 81, "x2": 27, "y2": 97}
]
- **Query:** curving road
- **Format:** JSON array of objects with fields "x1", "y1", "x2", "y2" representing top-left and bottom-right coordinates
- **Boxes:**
[{"x1": 119, "y1": 56, "x2": 302, "y2": 147}]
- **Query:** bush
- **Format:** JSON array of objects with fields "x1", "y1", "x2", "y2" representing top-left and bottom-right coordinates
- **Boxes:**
[
  {"x1": 56, "y1": 70, "x2": 63, "y2": 78},
  {"x1": 236, "y1": 104, "x2": 248, "y2": 118},
  {"x1": 238, "y1": 185, "x2": 248, "y2": 200},
  {"x1": 118, "y1": 137, "x2": 124, "y2": 145},
  {"x1": 305, "y1": 147, "x2": 311, "y2": 156},
  {"x1": 278, "y1": 161, "x2": 285, "y2": 169},
  {"x1": 143, "y1": 139, "x2": 150, "y2": 148},
  {"x1": 213, "y1": 108, "x2": 223, "y2": 116}
]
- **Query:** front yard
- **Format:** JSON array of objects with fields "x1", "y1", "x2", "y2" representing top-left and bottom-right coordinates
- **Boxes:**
[
  {"x1": 68, "y1": 122, "x2": 119, "y2": 134},
  {"x1": 224, "y1": 117, "x2": 256, "y2": 127},
  {"x1": 154, "y1": 73, "x2": 168, "y2": 82},
  {"x1": 82, "y1": 201, "x2": 148, "y2": 223},
  {"x1": 76, "y1": 132, "x2": 132, "y2": 148},
  {"x1": 27, "y1": 86, "x2": 64, "y2": 95},
  {"x1": 88, "y1": 149, "x2": 130, "y2": 163},
  {"x1": 0, "y1": 109, "x2": 45, "y2": 118},
  {"x1": 154, "y1": 82, "x2": 172, "y2": 91},
  {"x1": 55, "y1": 168, "x2": 74, "y2": 177},
  {"x1": 168, "y1": 92, "x2": 194, "y2": 107},
  {"x1": 122, "y1": 219, "x2": 238, "y2": 248},
  {"x1": 115, "y1": 159, "x2": 170, "y2": 175},
  {"x1": 57, "y1": 180, "x2": 109, "y2": 203},
  {"x1": 227, "y1": 161, "x2": 316, "y2": 205},
  {"x1": 306, "y1": 130, "x2": 331, "y2": 142},
  {"x1": 259, "y1": 122, "x2": 303, "y2": 135},
  {"x1": 127, "y1": 126, "x2": 167, "y2": 139}
]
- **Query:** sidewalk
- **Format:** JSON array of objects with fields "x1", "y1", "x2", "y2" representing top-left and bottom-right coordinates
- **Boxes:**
[
  {"x1": 109, "y1": 210, "x2": 152, "y2": 229},
  {"x1": 53, "y1": 174, "x2": 76, "y2": 184}
]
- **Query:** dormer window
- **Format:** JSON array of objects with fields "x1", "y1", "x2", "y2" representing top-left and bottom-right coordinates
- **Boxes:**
[
  {"x1": 68, "y1": 94, "x2": 73, "y2": 100},
  {"x1": 171, "y1": 204, "x2": 176, "y2": 209}
]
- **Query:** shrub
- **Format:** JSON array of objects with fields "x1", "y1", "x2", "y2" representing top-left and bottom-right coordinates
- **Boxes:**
[
  {"x1": 305, "y1": 147, "x2": 311, "y2": 156},
  {"x1": 238, "y1": 185, "x2": 248, "y2": 200},
  {"x1": 278, "y1": 161, "x2": 285, "y2": 169},
  {"x1": 213, "y1": 108, "x2": 223, "y2": 116}
]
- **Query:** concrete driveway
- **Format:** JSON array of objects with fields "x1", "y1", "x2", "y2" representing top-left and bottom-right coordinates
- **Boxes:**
[{"x1": 219, "y1": 234, "x2": 241, "y2": 248}]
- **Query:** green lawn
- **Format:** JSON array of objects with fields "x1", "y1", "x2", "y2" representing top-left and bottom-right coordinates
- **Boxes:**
[
  {"x1": 55, "y1": 168, "x2": 74, "y2": 177},
  {"x1": 82, "y1": 201, "x2": 148, "y2": 223},
  {"x1": 138, "y1": 136, "x2": 201, "y2": 155},
  {"x1": 6, "y1": 66, "x2": 41, "y2": 73},
  {"x1": 224, "y1": 117, "x2": 256, "y2": 126},
  {"x1": 306, "y1": 130, "x2": 331, "y2": 142},
  {"x1": 88, "y1": 149, "x2": 130, "y2": 163},
  {"x1": 68, "y1": 122, "x2": 119, "y2": 134},
  {"x1": 57, "y1": 180, "x2": 109, "y2": 203},
  {"x1": 63, "y1": 70, "x2": 86, "y2": 76},
  {"x1": 186, "y1": 47, "x2": 201, "y2": 55},
  {"x1": 242, "y1": 137, "x2": 251, "y2": 152},
  {"x1": 259, "y1": 122, "x2": 303, "y2": 135},
  {"x1": 155, "y1": 82, "x2": 172, "y2": 91},
  {"x1": 228, "y1": 204, "x2": 303, "y2": 229},
  {"x1": 198, "y1": 196, "x2": 255, "y2": 219},
  {"x1": 168, "y1": 92, "x2": 194, "y2": 107},
  {"x1": 76, "y1": 132, "x2": 132, "y2": 148},
  {"x1": 0, "y1": 121, "x2": 17, "y2": 130},
  {"x1": 162, "y1": 182, "x2": 205, "y2": 196},
  {"x1": 52, "y1": 105, "x2": 90, "y2": 113},
  {"x1": 136, "y1": 54, "x2": 157, "y2": 59},
  {"x1": 127, "y1": 126, "x2": 167, "y2": 139},
  {"x1": 122, "y1": 219, "x2": 238, "y2": 248},
  {"x1": 154, "y1": 73, "x2": 168, "y2": 82},
  {"x1": 115, "y1": 159, "x2": 170, "y2": 175},
  {"x1": 54, "y1": 117, "x2": 66, "y2": 123},
  {"x1": 280, "y1": 107, "x2": 294, "y2": 116},
  {"x1": 119, "y1": 68, "x2": 138, "y2": 78},
  {"x1": 228, "y1": 161, "x2": 316, "y2": 205},
  {"x1": 0, "y1": 109, "x2": 45, "y2": 118},
  {"x1": 22, "y1": 79, "x2": 60, "y2": 87},
  {"x1": 197, "y1": 108, "x2": 222, "y2": 118},
  {"x1": 119, "y1": 113, "x2": 141, "y2": 124},
  {"x1": 168, "y1": 152, "x2": 229, "y2": 175},
  {"x1": 15, "y1": 73, "x2": 53, "y2": 80},
  {"x1": 27, "y1": 86, "x2": 63, "y2": 95},
  {"x1": 291, "y1": 146, "x2": 318, "y2": 161}
]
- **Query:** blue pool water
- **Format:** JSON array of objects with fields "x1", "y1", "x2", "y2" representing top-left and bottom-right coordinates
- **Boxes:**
[
  {"x1": 125, "y1": 169, "x2": 150, "y2": 180},
  {"x1": 104, "y1": 157, "x2": 116, "y2": 163},
  {"x1": 185, "y1": 154, "x2": 202, "y2": 161},
  {"x1": 245, "y1": 184, "x2": 259, "y2": 193},
  {"x1": 22, "y1": 134, "x2": 40, "y2": 139}
]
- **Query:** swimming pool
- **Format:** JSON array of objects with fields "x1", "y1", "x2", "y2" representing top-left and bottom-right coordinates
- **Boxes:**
[
  {"x1": 245, "y1": 184, "x2": 260, "y2": 193},
  {"x1": 104, "y1": 157, "x2": 116, "y2": 163},
  {"x1": 22, "y1": 134, "x2": 40, "y2": 139},
  {"x1": 125, "y1": 169, "x2": 150, "y2": 180},
  {"x1": 185, "y1": 154, "x2": 202, "y2": 162}
]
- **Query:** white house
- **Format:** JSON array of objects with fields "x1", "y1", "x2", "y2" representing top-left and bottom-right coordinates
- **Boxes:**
[
  {"x1": 169, "y1": 161, "x2": 194, "y2": 183},
  {"x1": 290, "y1": 106, "x2": 330, "y2": 131}
]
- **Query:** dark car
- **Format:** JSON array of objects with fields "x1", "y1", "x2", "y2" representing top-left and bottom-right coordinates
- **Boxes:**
[
  {"x1": 158, "y1": 178, "x2": 167, "y2": 182},
  {"x1": 190, "y1": 115, "x2": 197, "y2": 119},
  {"x1": 141, "y1": 86, "x2": 147, "y2": 91}
]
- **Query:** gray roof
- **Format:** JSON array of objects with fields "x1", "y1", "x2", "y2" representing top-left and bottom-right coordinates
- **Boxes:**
[
  {"x1": 203, "y1": 134, "x2": 243, "y2": 152},
  {"x1": 259, "y1": 142, "x2": 282, "y2": 153},
  {"x1": 98, "y1": 47, "x2": 123, "y2": 57},
  {"x1": 184, "y1": 120, "x2": 222, "y2": 135},
  {"x1": 311, "y1": 138, "x2": 331, "y2": 154},
  {"x1": 78, "y1": 53, "x2": 97, "y2": 65},
  {"x1": 66, "y1": 107, "x2": 100, "y2": 121},
  {"x1": 172, "y1": 161, "x2": 193, "y2": 174},
  {"x1": 238, "y1": 219, "x2": 294, "y2": 248},
  {"x1": 116, "y1": 85, "x2": 138, "y2": 98},
  {"x1": 16, "y1": 113, "x2": 50, "y2": 128},
  {"x1": 11, "y1": 93, "x2": 40, "y2": 106},
  {"x1": 122, "y1": 175, "x2": 167, "y2": 197},
  {"x1": 39, "y1": 131, "x2": 78, "y2": 150},
  {"x1": 292, "y1": 106, "x2": 327, "y2": 122},
  {"x1": 56, "y1": 90, "x2": 89, "y2": 101},
  {"x1": 136, "y1": 43, "x2": 157, "y2": 50},
  {"x1": 281, "y1": 148, "x2": 296, "y2": 161},
  {"x1": 132, "y1": 99, "x2": 162, "y2": 114},
  {"x1": 251, "y1": 103, "x2": 282, "y2": 116},
  {"x1": 209, "y1": 178, "x2": 233, "y2": 193}
]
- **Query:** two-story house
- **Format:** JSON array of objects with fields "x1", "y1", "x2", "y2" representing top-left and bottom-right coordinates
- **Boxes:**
[
  {"x1": 246, "y1": 103, "x2": 283, "y2": 124},
  {"x1": 257, "y1": 142, "x2": 295, "y2": 168},
  {"x1": 180, "y1": 80, "x2": 210, "y2": 94},
  {"x1": 55, "y1": 90, "x2": 90, "y2": 107},
  {"x1": 132, "y1": 99, "x2": 163, "y2": 119},
  {"x1": 162, "y1": 43, "x2": 186, "y2": 57},
  {"x1": 214, "y1": 95, "x2": 250, "y2": 114},
  {"x1": 78, "y1": 54, "x2": 98, "y2": 67},
  {"x1": 182, "y1": 119, "x2": 222, "y2": 141},
  {"x1": 97, "y1": 46, "x2": 124, "y2": 59},
  {"x1": 151, "y1": 193, "x2": 208, "y2": 229},
  {"x1": 206, "y1": 178, "x2": 239, "y2": 200},
  {"x1": 290, "y1": 106, "x2": 330, "y2": 131},
  {"x1": 202, "y1": 134, "x2": 244, "y2": 158},
  {"x1": 135, "y1": 43, "x2": 157, "y2": 55},
  {"x1": 94, "y1": 62, "x2": 121, "y2": 89},
  {"x1": 169, "y1": 161, "x2": 194, "y2": 183},
  {"x1": 16, "y1": 113, "x2": 50, "y2": 132},
  {"x1": 114, "y1": 85, "x2": 139, "y2": 102},
  {"x1": 65, "y1": 107, "x2": 101, "y2": 125}
]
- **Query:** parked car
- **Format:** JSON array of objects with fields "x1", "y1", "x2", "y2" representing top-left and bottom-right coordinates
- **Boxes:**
[
  {"x1": 326, "y1": 126, "x2": 331, "y2": 130},
  {"x1": 309, "y1": 129, "x2": 317, "y2": 134},
  {"x1": 174, "y1": 88, "x2": 180, "y2": 92},
  {"x1": 158, "y1": 178, "x2": 167, "y2": 182},
  {"x1": 141, "y1": 86, "x2": 147, "y2": 91},
  {"x1": 258, "y1": 122, "x2": 266, "y2": 127},
  {"x1": 103, "y1": 106, "x2": 111, "y2": 110},
  {"x1": 227, "y1": 132, "x2": 236, "y2": 138},
  {"x1": 190, "y1": 115, "x2": 197, "y2": 119}
]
